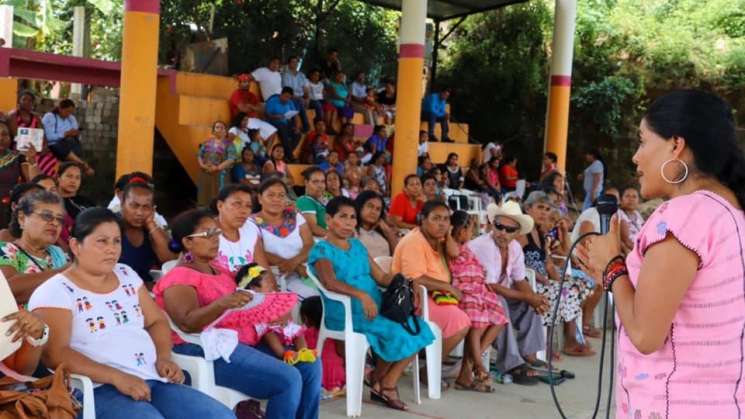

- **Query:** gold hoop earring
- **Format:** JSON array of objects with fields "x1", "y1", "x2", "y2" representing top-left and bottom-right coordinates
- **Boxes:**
[{"x1": 660, "y1": 159, "x2": 689, "y2": 184}]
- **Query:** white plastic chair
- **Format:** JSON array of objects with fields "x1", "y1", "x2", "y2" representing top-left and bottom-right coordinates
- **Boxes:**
[
  {"x1": 373, "y1": 256, "x2": 442, "y2": 402},
  {"x1": 166, "y1": 316, "x2": 250, "y2": 409},
  {"x1": 70, "y1": 374, "x2": 95, "y2": 419},
  {"x1": 306, "y1": 269, "x2": 369, "y2": 417}
]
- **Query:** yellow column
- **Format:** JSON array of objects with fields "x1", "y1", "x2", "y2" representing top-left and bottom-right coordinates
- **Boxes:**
[
  {"x1": 0, "y1": 78, "x2": 17, "y2": 113},
  {"x1": 116, "y1": 0, "x2": 160, "y2": 179},
  {"x1": 391, "y1": 0, "x2": 427, "y2": 196},
  {"x1": 544, "y1": 0, "x2": 577, "y2": 173}
]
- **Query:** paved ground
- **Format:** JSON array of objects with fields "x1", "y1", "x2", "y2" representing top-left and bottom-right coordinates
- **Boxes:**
[{"x1": 319, "y1": 338, "x2": 615, "y2": 419}]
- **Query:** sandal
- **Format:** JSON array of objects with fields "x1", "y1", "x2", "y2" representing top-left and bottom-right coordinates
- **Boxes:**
[
  {"x1": 583, "y1": 325, "x2": 602, "y2": 338},
  {"x1": 454, "y1": 379, "x2": 494, "y2": 393},
  {"x1": 509, "y1": 366, "x2": 540, "y2": 386},
  {"x1": 371, "y1": 387, "x2": 408, "y2": 411}
]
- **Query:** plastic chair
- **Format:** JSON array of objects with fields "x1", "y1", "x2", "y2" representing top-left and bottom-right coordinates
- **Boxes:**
[
  {"x1": 67, "y1": 374, "x2": 95, "y2": 419},
  {"x1": 306, "y1": 269, "x2": 369, "y2": 417},
  {"x1": 165, "y1": 316, "x2": 249, "y2": 410},
  {"x1": 373, "y1": 256, "x2": 442, "y2": 402}
]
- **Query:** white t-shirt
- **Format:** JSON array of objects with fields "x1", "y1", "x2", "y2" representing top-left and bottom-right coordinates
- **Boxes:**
[
  {"x1": 418, "y1": 141, "x2": 429, "y2": 157},
  {"x1": 214, "y1": 221, "x2": 260, "y2": 273},
  {"x1": 583, "y1": 160, "x2": 604, "y2": 195},
  {"x1": 229, "y1": 126, "x2": 251, "y2": 149},
  {"x1": 251, "y1": 67, "x2": 282, "y2": 101},
  {"x1": 570, "y1": 207, "x2": 600, "y2": 244},
  {"x1": 307, "y1": 81, "x2": 324, "y2": 101},
  {"x1": 28, "y1": 265, "x2": 166, "y2": 384}
]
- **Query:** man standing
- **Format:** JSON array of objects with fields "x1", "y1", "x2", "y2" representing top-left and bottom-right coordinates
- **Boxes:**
[
  {"x1": 281, "y1": 56, "x2": 310, "y2": 133},
  {"x1": 422, "y1": 88, "x2": 453, "y2": 142},
  {"x1": 118, "y1": 182, "x2": 177, "y2": 287},
  {"x1": 265, "y1": 87, "x2": 301, "y2": 160},
  {"x1": 320, "y1": 48, "x2": 342, "y2": 80},
  {"x1": 468, "y1": 201, "x2": 548, "y2": 385}
]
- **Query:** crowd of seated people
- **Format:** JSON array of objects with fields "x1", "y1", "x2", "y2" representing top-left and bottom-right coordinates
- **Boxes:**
[{"x1": 0, "y1": 51, "x2": 648, "y2": 418}]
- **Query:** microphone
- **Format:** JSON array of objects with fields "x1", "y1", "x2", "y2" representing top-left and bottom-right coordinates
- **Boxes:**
[{"x1": 596, "y1": 194, "x2": 619, "y2": 234}]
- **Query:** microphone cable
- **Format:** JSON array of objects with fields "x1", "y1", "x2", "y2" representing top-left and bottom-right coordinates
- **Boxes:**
[{"x1": 544, "y1": 231, "x2": 616, "y2": 419}]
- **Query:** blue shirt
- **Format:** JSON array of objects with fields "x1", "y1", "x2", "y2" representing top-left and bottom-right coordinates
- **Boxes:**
[
  {"x1": 366, "y1": 134, "x2": 387, "y2": 153},
  {"x1": 41, "y1": 112, "x2": 79, "y2": 144},
  {"x1": 264, "y1": 95, "x2": 298, "y2": 126},
  {"x1": 320, "y1": 161, "x2": 344, "y2": 175},
  {"x1": 281, "y1": 70, "x2": 308, "y2": 98},
  {"x1": 423, "y1": 93, "x2": 447, "y2": 118}
]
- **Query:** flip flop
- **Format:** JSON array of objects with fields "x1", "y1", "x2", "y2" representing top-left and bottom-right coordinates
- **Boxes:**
[
  {"x1": 371, "y1": 387, "x2": 408, "y2": 411},
  {"x1": 509, "y1": 366, "x2": 540, "y2": 386}
]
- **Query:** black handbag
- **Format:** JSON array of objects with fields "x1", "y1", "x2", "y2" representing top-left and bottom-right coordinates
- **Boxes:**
[{"x1": 380, "y1": 274, "x2": 421, "y2": 336}]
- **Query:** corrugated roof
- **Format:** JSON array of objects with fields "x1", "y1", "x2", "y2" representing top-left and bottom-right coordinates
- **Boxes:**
[{"x1": 359, "y1": 0, "x2": 529, "y2": 21}]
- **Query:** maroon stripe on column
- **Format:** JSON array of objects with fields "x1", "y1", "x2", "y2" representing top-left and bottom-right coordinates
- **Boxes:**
[
  {"x1": 551, "y1": 75, "x2": 571, "y2": 86},
  {"x1": 125, "y1": 0, "x2": 160, "y2": 14},
  {"x1": 399, "y1": 44, "x2": 425, "y2": 58}
]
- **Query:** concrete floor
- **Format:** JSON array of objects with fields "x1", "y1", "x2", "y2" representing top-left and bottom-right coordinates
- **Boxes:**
[{"x1": 319, "y1": 339, "x2": 615, "y2": 419}]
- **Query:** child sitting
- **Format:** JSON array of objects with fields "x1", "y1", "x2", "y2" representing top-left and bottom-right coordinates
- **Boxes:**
[
  {"x1": 301, "y1": 296, "x2": 345, "y2": 395},
  {"x1": 235, "y1": 263, "x2": 315, "y2": 365}
]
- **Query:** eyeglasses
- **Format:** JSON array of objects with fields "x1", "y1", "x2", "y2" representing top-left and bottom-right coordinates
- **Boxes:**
[
  {"x1": 32, "y1": 211, "x2": 65, "y2": 225},
  {"x1": 186, "y1": 228, "x2": 222, "y2": 239},
  {"x1": 494, "y1": 223, "x2": 519, "y2": 234}
]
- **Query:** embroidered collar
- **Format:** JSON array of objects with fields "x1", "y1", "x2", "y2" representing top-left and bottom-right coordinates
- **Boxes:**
[{"x1": 252, "y1": 208, "x2": 297, "y2": 238}]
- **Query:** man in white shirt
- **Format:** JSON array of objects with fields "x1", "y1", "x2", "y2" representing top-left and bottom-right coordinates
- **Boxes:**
[
  {"x1": 281, "y1": 56, "x2": 310, "y2": 132},
  {"x1": 249, "y1": 57, "x2": 282, "y2": 101}
]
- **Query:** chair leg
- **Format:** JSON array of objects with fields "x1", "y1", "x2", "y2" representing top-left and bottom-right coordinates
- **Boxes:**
[
  {"x1": 425, "y1": 329, "x2": 442, "y2": 400},
  {"x1": 412, "y1": 355, "x2": 421, "y2": 404},
  {"x1": 345, "y1": 333, "x2": 369, "y2": 417}
]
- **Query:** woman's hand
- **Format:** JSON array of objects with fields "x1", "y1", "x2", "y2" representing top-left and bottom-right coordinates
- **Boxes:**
[
  {"x1": 155, "y1": 357, "x2": 185, "y2": 384},
  {"x1": 576, "y1": 217, "x2": 622, "y2": 280},
  {"x1": 358, "y1": 293, "x2": 378, "y2": 320},
  {"x1": 215, "y1": 291, "x2": 253, "y2": 311},
  {"x1": 527, "y1": 293, "x2": 550, "y2": 315},
  {"x1": 3, "y1": 310, "x2": 45, "y2": 343},
  {"x1": 112, "y1": 371, "x2": 151, "y2": 401}
]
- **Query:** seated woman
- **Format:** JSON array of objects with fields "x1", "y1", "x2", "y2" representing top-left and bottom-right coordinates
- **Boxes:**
[
  {"x1": 251, "y1": 178, "x2": 316, "y2": 298},
  {"x1": 29, "y1": 208, "x2": 233, "y2": 419},
  {"x1": 309, "y1": 197, "x2": 434, "y2": 411},
  {"x1": 325, "y1": 170, "x2": 349, "y2": 199},
  {"x1": 520, "y1": 191, "x2": 593, "y2": 356},
  {"x1": 448, "y1": 210, "x2": 507, "y2": 392},
  {"x1": 0, "y1": 121, "x2": 39, "y2": 227},
  {"x1": 0, "y1": 190, "x2": 68, "y2": 304},
  {"x1": 354, "y1": 191, "x2": 398, "y2": 260},
  {"x1": 154, "y1": 208, "x2": 321, "y2": 419},
  {"x1": 389, "y1": 175, "x2": 424, "y2": 230},
  {"x1": 57, "y1": 162, "x2": 95, "y2": 250},
  {"x1": 391, "y1": 200, "x2": 471, "y2": 376},
  {"x1": 212, "y1": 184, "x2": 272, "y2": 274},
  {"x1": 0, "y1": 182, "x2": 44, "y2": 242}
]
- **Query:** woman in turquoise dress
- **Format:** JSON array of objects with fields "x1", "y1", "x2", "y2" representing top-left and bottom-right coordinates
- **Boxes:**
[{"x1": 309, "y1": 196, "x2": 433, "y2": 412}]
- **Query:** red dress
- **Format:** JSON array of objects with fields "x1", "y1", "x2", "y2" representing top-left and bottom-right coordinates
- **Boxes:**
[
  {"x1": 449, "y1": 245, "x2": 508, "y2": 328},
  {"x1": 304, "y1": 327, "x2": 345, "y2": 391}
]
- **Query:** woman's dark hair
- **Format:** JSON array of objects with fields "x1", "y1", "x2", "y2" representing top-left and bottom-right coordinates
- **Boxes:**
[
  {"x1": 300, "y1": 296, "x2": 322, "y2": 329},
  {"x1": 258, "y1": 177, "x2": 288, "y2": 196},
  {"x1": 72, "y1": 207, "x2": 122, "y2": 242},
  {"x1": 501, "y1": 154, "x2": 517, "y2": 166},
  {"x1": 169, "y1": 208, "x2": 214, "y2": 253},
  {"x1": 420, "y1": 173, "x2": 436, "y2": 185},
  {"x1": 540, "y1": 171, "x2": 564, "y2": 191},
  {"x1": 55, "y1": 99, "x2": 75, "y2": 113},
  {"x1": 545, "y1": 152, "x2": 558, "y2": 163},
  {"x1": 302, "y1": 166, "x2": 325, "y2": 181},
  {"x1": 209, "y1": 184, "x2": 253, "y2": 214},
  {"x1": 18, "y1": 90, "x2": 35, "y2": 103},
  {"x1": 404, "y1": 174, "x2": 419, "y2": 187},
  {"x1": 326, "y1": 196, "x2": 356, "y2": 217},
  {"x1": 450, "y1": 210, "x2": 470, "y2": 235},
  {"x1": 212, "y1": 120, "x2": 226, "y2": 133},
  {"x1": 419, "y1": 200, "x2": 450, "y2": 225},
  {"x1": 644, "y1": 89, "x2": 745, "y2": 209},
  {"x1": 446, "y1": 152, "x2": 458, "y2": 164},
  {"x1": 58, "y1": 161, "x2": 83, "y2": 177},
  {"x1": 231, "y1": 112, "x2": 249, "y2": 129},
  {"x1": 9, "y1": 188, "x2": 59, "y2": 237},
  {"x1": 325, "y1": 170, "x2": 342, "y2": 190},
  {"x1": 354, "y1": 191, "x2": 385, "y2": 231}
]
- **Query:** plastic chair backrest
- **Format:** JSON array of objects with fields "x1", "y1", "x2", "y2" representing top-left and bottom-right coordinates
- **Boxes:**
[
  {"x1": 306, "y1": 268, "x2": 355, "y2": 334},
  {"x1": 162, "y1": 260, "x2": 179, "y2": 275}
]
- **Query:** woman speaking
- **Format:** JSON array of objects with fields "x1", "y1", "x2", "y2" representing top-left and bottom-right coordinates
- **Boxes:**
[{"x1": 578, "y1": 90, "x2": 745, "y2": 418}]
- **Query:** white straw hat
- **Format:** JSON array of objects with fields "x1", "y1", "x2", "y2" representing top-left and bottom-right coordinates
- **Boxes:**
[{"x1": 486, "y1": 201, "x2": 535, "y2": 235}]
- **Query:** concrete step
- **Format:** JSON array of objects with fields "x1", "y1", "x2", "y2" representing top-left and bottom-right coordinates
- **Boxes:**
[
  {"x1": 178, "y1": 95, "x2": 230, "y2": 126},
  {"x1": 426, "y1": 141, "x2": 481, "y2": 167},
  {"x1": 420, "y1": 121, "x2": 469, "y2": 143}
]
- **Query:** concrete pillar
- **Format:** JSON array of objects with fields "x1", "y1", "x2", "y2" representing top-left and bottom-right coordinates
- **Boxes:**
[
  {"x1": 543, "y1": 0, "x2": 577, "y2": 174},
  {"x1": 391, "y1": 0, "x2": 427, "y2": 196},
  {"x1": 0, "y1": 5, "x2": 12, "y2": 48},
  {"x1": 71, "y1": 6, "x2": 89, "y2": 96},
  {"x1": 116, "y1": 0, "x2": 160, "y2": 179}
]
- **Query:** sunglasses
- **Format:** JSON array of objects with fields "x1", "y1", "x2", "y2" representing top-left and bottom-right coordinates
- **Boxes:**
[
  {"x1": 187, "y1": 228, "x2": 222, "y2": 239},
  {"x1": 494, "y1": 223, "x2": 520, "y2": 234},
  {"x1": 33, "y1": 211, "x2": 65, "y2": 225}
]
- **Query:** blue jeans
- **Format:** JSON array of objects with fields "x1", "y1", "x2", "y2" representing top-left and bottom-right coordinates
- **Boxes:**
[
  {"x1": 423, "y1": 112, "x2": 449, "y2": 140},
  {"x1": 174, "y1": 343, "x2": 321, "y2": 419},
  {"x1": 292, "y1": 98, "x2": 310, "y2": 132},
  {"x1": 92, "y1": 380, "x2": 234, "y2": 419}
]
